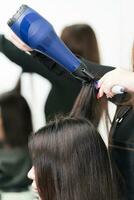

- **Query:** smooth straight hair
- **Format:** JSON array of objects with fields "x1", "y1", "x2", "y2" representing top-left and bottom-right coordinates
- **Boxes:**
[
  {"x1": 29, "y1": 117, "x2": 121, "y2": 200},
  {"x1": 61, "y1": 24, "x2": 108, "y2": 128}
]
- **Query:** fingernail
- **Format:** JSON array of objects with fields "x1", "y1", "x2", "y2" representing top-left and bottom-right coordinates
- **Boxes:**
[
  {"x1": 95, "y1": 81, "x2": 100, "y2": 89},
  {"x1": 98, "y1": 81, "x2": 101, "y2": 88}
]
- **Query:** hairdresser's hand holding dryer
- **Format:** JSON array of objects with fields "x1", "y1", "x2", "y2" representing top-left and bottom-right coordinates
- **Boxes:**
[
  {"x1": 9, "y1": 33, "x2": 134, "y2": 99},
  {"x1": 98, "y1": 68, "x2": 134, "y2": 98}
]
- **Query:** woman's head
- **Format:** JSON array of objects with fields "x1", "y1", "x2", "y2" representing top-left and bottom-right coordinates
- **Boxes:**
[
  {"x1": 0, "y1": 91, "x2": 33, "y2": 147},
  {"x1": 61, "y1": 24, "x2": 100, "y2": 63},
  {"x1": 29, "y1": 117, "x2": 118, "y2": 200}
]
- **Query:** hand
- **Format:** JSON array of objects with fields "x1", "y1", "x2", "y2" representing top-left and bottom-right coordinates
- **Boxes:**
[
  {"x1": 97, "y1": 68, "x2": 134, "y2": 98},
  {"x1": 6, "y1": 32, "x2": 32, "y2": 52}
]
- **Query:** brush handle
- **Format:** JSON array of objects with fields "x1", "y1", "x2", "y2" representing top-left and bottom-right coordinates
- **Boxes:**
[{"x1": 111, "y1": 85, "x2": 124, "y2": 94}]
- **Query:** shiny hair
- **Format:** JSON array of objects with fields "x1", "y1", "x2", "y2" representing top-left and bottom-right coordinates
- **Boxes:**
[
  {"x1": 61, "y1": 24, "x2": 100, "y2": 63},
  {"x1": 70, "y1": 82, "x2": 101, "y2": 126},
  {"x1": 61, "y1": 24, "x2": 108, "y2": 127},
  {"x1": 29, "y1": 117, "x2": 121, "y2": 200},
  {"x1": 70, "y1": 80, "x2": 109, "y2": 130}
]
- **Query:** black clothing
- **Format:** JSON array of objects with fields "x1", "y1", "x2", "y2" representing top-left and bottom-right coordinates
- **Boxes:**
[
  {"x1": 110, "y1": 106, "x2": 134, "y2": 200},
  {"x1": 82, "y1": 59, "x2": 134, "y2": 200},
  {"x1": 0, "y1": 35, "x2": 113, "y2": 121},
  {"x1": 0, "y1": 35, "x2": 81, "y2": 121}
]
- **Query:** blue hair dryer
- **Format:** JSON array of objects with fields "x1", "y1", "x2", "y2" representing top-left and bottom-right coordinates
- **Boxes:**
[
  {"x1": 8, "y1": 5, "x2": 94, "y2": 82},
  {"x1": 8, "y1": 5, "x2": 124, "y2": 94}
]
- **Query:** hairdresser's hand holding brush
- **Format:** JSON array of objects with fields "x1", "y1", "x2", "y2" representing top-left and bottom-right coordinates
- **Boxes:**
[{"x1": 97, "y1": 68, "x2": 134, "y2": 98}]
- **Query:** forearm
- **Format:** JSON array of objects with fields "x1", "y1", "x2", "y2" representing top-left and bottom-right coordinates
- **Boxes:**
[
  {"x1": 0, "y1": 35, "x2": 58, "y2": 81},
  {"x1": 31, "y1": 51, "x2": 66, "y2": 76},
  {"x1": 0, "y1": 34, "x2": 116, "y2": 87},
  {"x1": 32, "y1": 52, "x2": 115, "y2": 80},
  {"x1": 0, "y1": 34, "x2": 36, "y2": 72},
  {"x1": 81, "y1": 58, "x2": 115, "y2": 80}
]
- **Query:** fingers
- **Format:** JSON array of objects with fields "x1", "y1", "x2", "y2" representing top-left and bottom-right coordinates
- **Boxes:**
[
  {"x1": 97, "y1": 68, "x2": 128, "y2": 98},
  {"x1": 106, "y1": 91, "x2": 114, "y2": 98},
  {"x1": 97, "y1": 83, "x2": 104, "y2": 98},
  {"x1": 7, "y1": 31, "x2": 32, "y2": 52},
  {"x1": 97, "y1": 85, "x2": 114, "y2": 99},
  {"x1": 97, "y1": 77, "x2": 104, "y2": 89},
  {"x1": 97, "y1": 71, "x2": 116, "y2": 98},
  {"x1": 97, "y1": 80, "x2": 115, "y2": 99},
  {"x1": 11, "y1": 33, "x2": 32, "y2": 51}
]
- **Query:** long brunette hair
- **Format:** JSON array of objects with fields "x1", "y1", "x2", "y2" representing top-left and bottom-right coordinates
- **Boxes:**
[
  {"x1": 61, "y1": 24, "x2": 108, "y2": 128},
  {"x1": 29, "y1": 117, "x2": 120, "y2": 200}
]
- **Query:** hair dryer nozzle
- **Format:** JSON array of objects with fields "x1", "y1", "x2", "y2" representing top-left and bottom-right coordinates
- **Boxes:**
[
  {"x1": 8, "y1": 5, "x2": 28, "y2": 27},
  {"x1": 72, "y1": 62, "x2": 95, "y2": 83}
]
